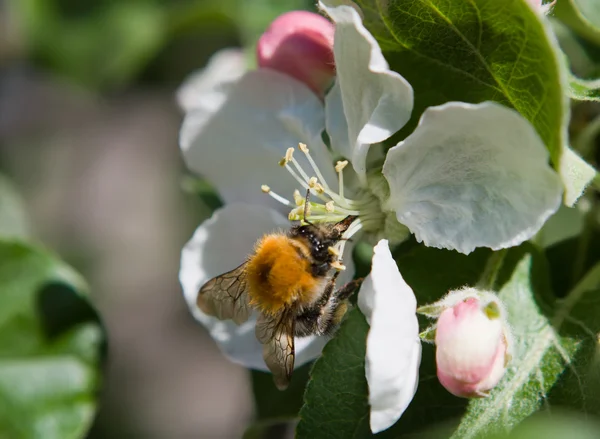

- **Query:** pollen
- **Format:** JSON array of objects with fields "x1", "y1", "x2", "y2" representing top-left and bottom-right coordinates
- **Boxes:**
[
  {"x1": 293, "y1": 189, "x2": 304, "y2": 206},
  {"x1": 298, "y1": 142, "x2": 309, "y2": 153},
  {"x1": 245, "y1": 235, "x2": 319, "y2": 315},
  {"x1": 331, "y1": 261, "x2": 346, "y2": 271},
  {"x1": 261, "y1": 185, "x2": 271, "y2": 193},
  {"x1": 285, "y1": 147, "x2": 295, "y2": 162},
  {"x1": 335, "y1": 160, "x2": 348, "y2": 173}
]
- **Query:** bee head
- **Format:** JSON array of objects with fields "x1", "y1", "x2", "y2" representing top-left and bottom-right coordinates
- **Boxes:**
[{"x1": 289, "y1": 215, "x2": 359, "y2": 266}]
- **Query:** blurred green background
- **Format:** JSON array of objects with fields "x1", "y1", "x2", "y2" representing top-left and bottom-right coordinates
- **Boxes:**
[{"x1": 0, "y1": 0, "x2": 313, "y2": 437}]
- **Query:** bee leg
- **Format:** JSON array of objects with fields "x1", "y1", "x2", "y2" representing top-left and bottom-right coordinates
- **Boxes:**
[
  {"x1": 333, "y1": 278, "x2": 364, "y2": 301},
  {"x1": 321, "y1": 278, "x2": 364, "y2": 335},
  {"x1": 294, "y1": 276, "x2": 363, "y2": 337},
  {"x1": 294, "y1": 273, "x2": 339, "y2": 337}
]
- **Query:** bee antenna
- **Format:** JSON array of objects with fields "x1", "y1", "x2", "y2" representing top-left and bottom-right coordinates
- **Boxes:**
[{"x1": 303, "y1": 189, "x2": 314, "y2": 226}]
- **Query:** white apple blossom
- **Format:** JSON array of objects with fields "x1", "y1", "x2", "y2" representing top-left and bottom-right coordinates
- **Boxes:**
[{"x1": 178, "y1": 1, "x2": 563, "y2": 433}]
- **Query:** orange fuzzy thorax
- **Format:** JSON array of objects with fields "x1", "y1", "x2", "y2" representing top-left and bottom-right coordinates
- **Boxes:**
[{"x1": 245, "y1": 234, "x2": 320, "y2": 315}]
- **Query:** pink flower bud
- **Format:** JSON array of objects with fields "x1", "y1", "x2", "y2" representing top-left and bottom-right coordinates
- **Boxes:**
[
  {"x1": 435, "y1": 297, "x2": 510, "y2": 398},
  {"x1": 257, "y1": 11, "x2": 335, "y2": 96}
]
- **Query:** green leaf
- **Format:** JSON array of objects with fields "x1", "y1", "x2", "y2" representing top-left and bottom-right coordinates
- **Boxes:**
[
  {"x1": 546, "y1": 225, "x2": 600, "y2": 298},
  {"x1": 535, "y1": 204, "x2": 584, "y2": 249},
  {"x1": 491, "y1": 411, "x2": 600, "y2": 439},
  {"x1": 392, "y1": 241, "x2": 492, "y2": 304},
  {"x1": 451, "y1": 247, "x2": 600, "y2": 438},
  {"x1": 296, "y1": 308, "x2": 371, "y2": 439},
  {"x1": 546, "y1": 264, "x2": 600, "y2": 412},
  {"x1": 0, "y1": 239, "x2": 105, "y2": 439},
  {"x1": 568, "y1": 73, "x2": 600, "y2": 101},
  {"x1": 353, "y1": 0, "x2": 568, "y2": 166},
  {"x1": 0, "y1": 176, "x2": 29, "y2": 239},
  {"x1": 551, "y1": 19, "x2": 600, "y2": 79},
  {"x1": 555, "y1": 0, "x2": 600, "y2": 46},
  {"x1": 251, "y1": 362, "x2": 311, "y2": 421}
]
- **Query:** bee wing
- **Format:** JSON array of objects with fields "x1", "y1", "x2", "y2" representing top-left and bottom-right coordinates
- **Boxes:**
[
  {"x1": 256, "y1": 309, "x2": 296, "y2": 390},
  {"x1": 197, "y1": 263, "x2": 251, "y2": 324}
]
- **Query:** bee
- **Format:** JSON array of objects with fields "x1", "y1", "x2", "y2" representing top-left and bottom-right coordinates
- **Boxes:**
[{"x1": 197, "y1": 206, "x2": 361, "y2": 389}]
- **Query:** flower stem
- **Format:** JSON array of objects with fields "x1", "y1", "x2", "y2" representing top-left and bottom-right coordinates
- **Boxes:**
[{"x1": 476, "y1": 249, "x2": 508, "y2": 291}]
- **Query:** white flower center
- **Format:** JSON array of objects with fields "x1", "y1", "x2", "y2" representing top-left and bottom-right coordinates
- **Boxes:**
[{"x1": 262, "y1": 142, "x2": 384, "y2": 255}]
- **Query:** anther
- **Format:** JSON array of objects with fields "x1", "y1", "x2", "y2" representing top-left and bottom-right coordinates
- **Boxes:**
[
  {"x1": 335, "y1": 160, "x2": 348, "y2": 173},
  {"x1": 285, "y1": 147, "x2": 295, "y2": 162},
  {"x1": 293, "y1": 189, "x2": 304, "y2": 206},
  {"x1": 289, "y1": 206, "x2": 305, "y2": 220},
  {"x1": 328, "y1": 246, "x2": 340, "y2": 257},
  {"x1": 298, "y1": 142, "x2": 309, "y2": 153},
  {"x1": 278, "y1": 158, "x2": 287, "y2": 167},
  {"x1": 308, "y1": 176, "x2": 318, "y2": 188},
  {"x1": 261, "y1": 185, "x2": 271, "y2": 193},
  {"x1": 325, "y1": 201, "x2": 335, "y2": 212},
  {"x1": 315, "y1": 183, "x2": 325, "y2": 194},
  {"x1": 331, "y1": 261, "x2": 346, "y2": 271}
]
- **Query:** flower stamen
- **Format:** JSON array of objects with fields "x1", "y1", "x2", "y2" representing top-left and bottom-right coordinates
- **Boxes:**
[
  {"x1": 299, "y1": 142, "x2": 333, "y2": 195},
  {"x1": 262, "y1": 185, "x2": 292, "y2": 206},
  {"x1": 262, "y1": 141, "x2": 385, "y2": 241},
  {"x1": 283, "y1": 149, "x2": 331, "y2": 203},
  {"x1": 335, "y1": 160, "x2": 348, "y2": 199}
]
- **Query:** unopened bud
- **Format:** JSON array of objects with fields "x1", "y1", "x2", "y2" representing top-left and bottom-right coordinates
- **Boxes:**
[
  {"x1": 257, "y1": 11, "x2": 335, "y2": 96},
  {"x1": 430, "y1": 289, "x2": 511, "y2": 398}
]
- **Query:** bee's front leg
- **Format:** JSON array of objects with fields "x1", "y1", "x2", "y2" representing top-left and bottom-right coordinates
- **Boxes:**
[
  {"x1": 294, "y1": 275, "x2": 363, "y2": 337},
  {"x1": 333, "y1": 278, "x2": 363, "y2": 302},
  {"x1": 324, "y1": 278, "x2": 364, "y2": 333}
]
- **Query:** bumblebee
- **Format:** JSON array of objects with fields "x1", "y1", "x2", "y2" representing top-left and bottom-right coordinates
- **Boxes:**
[{"x1": 197, "y1": 214, "x2": 361, "y2": 390}]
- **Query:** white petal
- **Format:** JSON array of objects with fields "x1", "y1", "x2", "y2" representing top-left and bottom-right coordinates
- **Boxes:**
[
  {"x1": 176, "y1": 48, "x2": 247, "y2": 113},
  {"x1": 383, "y1": 101, "x2": 563, "y2": 255},
  {"x1": 180, "y1": 69, "x2": 335, "y2": 210},
  {"x1": 320, "y1": 3, "x2": 413, "y2": 181},
  {"x1": 180, "y1": 203, "x2": 328, "y2": 370},
  {"x1": 324, "y1": 79, "x2": 350, "y2": 158},
  {"x1": 357, "y1": 239, "x2": 421, "y2": 433}
]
